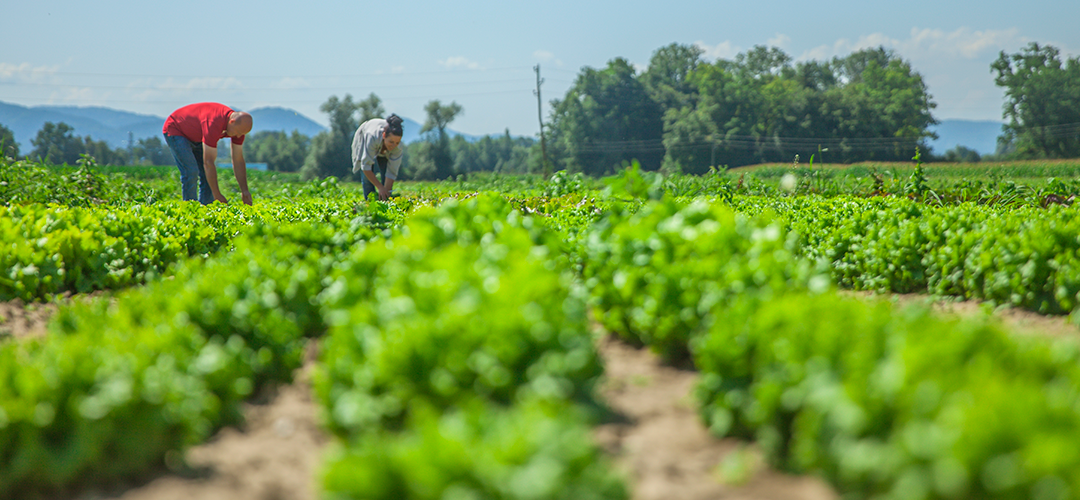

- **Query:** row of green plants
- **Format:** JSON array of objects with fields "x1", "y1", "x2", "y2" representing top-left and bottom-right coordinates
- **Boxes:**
[
  {"x1": 742, "y1": 159, "x2": 1080, "y2": 181},
  {"x1": 695, "y1": 292, "x2": 1080, "y2": 499},
  {"x1": 1, "y1": 202, "x2": 234, "y2": 301},
  {"x1": 6, "y1": 161, "x2": 1080, "y2": 499},
  {"x1": 0, "y1": 214, "x2": 376, "y2": 495},
  {"x1": 0, "y1": 197, "x2": 407, "y2": 302},
  {"x1": 727, "y1": 195, "x2": 1080, "y2": 316},
  {"x1": 583, "y1": 196, "x2": 1080, "y2": 499},
  {"x1": 729, "y1": 152, "x2": 1080, "y2": 208},
  {"x1": 0, "y1": 156, "x2": 363, "y2": 208},
  {"x1": 314, "y1": 196, "x2": 625, "y2": 499},
  {"x1": 0, "y1": 195, "x2": 626, "y2": 499}
]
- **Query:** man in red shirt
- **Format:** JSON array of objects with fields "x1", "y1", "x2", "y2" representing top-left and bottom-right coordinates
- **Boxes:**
[{"x1": 162, "y1": 102, "x2": 254, "y2": 205}]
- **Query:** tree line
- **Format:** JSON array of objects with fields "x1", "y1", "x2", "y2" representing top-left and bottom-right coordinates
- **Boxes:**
[
  {"x1": 0, "y1": 94, "x2": 540, "y2": 181},
  {"x1": 291, "y1": 93, "x2": 540, "y2": 181},
  {"x1": 0, "y1": 122, "x2": 172, "y2": 167},
  {"x1": 2, "y1": 42, "x2": 1076, "y2": 177}
]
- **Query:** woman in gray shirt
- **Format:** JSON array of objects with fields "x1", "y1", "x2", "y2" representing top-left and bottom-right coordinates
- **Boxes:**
[{"x1": 351, "y1": 114, "x2": 405, "y2": 200}]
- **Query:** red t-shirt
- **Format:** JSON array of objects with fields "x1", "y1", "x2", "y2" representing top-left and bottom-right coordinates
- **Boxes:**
[{"x1": 162, "y1": 102, "x2": 245, "y2": 146}]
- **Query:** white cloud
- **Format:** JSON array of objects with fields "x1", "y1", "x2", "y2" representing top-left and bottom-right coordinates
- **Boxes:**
[
  {"x1": 798, "y1": 27, "x2": 1028, "y2": 62},
  {"x1": 271, "y1": 77, "x2": 311, "y2": 90},
  {"x1": 439, "y1": 56, "x2": 481, "y2": 70},
  {"x1": 152, "y1": 77, "x2": 245, "y2": 91},
  {"x1": 694, "y1": 40, "x2": 742, "y2": 61},
  {"x1": 792, "y1": 27, "x2": 1038, "y2": 122},
  {"x1": 533, "y1": 50, "x2": 564, "y2": 67},
  {"x1": 767, "y1": 34, "x2": 791, "y2": 50},
  {"x1": 0, "y1": 62, "x2": 59, "y2": 82}
]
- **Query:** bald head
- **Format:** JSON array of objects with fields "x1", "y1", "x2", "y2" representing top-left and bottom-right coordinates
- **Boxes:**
[{"x1": 227, "y1": 111, "x2": 253, "y2": 138}]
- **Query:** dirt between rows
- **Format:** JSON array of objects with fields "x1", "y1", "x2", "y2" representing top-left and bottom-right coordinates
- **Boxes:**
[{"x1": 2, "y1": 292, "x2": 1075, "y2": 500}]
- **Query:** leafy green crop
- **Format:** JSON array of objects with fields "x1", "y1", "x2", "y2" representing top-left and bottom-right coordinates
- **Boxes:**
[
  {"x1": 694, "y1": 292, "x2": 1080, "y2": 499},
  {"x1": 583, "y1": 197, "x2": 831, "y2": 364}
]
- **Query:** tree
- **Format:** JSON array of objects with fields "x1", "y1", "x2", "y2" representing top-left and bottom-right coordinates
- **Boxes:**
[
  {"x1": 944, "y1": 145, "x2": 981, "y2": 163},
  {"x1": 736, "y1": 45, "x2": 793, "y2": 79},
  {"x1": 548, "y1": 58, "x2": 664, "y2": 176},
  {"x1": 641, "y1": 43, "x2": 706, "y2": 112},
  {"x1": 992, "y1": 42, "x2": 1080, "y2": 158},
  {"x1": 827, "y1": 48, "x2": 938, "y2": 161},
  {"x1": 131, "y1": 137, "x2": 171, "y2": 166},
  {"x1": 357, "y1": 93, "x2": 386, "y2": 124},
  {"x1": 301, "y1": 94, "x2": 363, "y2": 179},
  {"x1": 421, "y1": 99, "x2": 463, "y2": 138},
  {"x1": 0, "y1": 123, "x2": 18, "y2": 159},
  {"x1": 30, "y1": 122, "x2": 83, "y2": 164},
  {"x1": 81, "y1": 136, "x2": 125, "y2": 166},
  {"x1": 418, "y1": 99, "x2": 463, "y2": 180},
  {"x1": 657, "y1": 45, "x2": 938, "y2": 170},
  {"x1": 246, "y1": 130, "x2": 311, "y2": 172}
]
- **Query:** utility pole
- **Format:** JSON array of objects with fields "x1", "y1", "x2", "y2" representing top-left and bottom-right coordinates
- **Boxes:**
[{"x1": 534, "y1": 64, "x2": 550, "y2": 179}]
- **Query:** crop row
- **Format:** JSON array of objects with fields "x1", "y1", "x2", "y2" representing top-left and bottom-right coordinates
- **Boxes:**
[
  {"x1": 0, "y1": 198, "x2": 412, "y2": 302},
  {"x1": 0, "y1": 196, "x2": 624, "y2": 499},
  {"x1": 728, "y1": 196, "x2": 1080, "y2": 315},
  {"x1": 315, "y1": 196, "x2": 624, "y2": 499},
  {"x1": 586, "y1": 197, "x2": 1080, "y2": 499},
  {"x1": 0, "y1": 212, "x2": 373, "y2": 495}
]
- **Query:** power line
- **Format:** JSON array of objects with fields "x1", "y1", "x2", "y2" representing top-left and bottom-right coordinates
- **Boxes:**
[
  {"x1": 0, "y1": 88, "x2": 536, "y2": 107},
  {"x1": 1, "y1": 66, "x2": 535, "y2": 79},
  {"x1": 0, "y1": 78, "x2": 534, "y2": 92}
]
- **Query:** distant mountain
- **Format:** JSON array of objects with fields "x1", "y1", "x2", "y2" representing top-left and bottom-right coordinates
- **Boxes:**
[
  {"x1": 247, "y1": 107, "x2": 326, "y2": 137},
  {"x1": 0, "y1": 101, "x2": 166, "y2": 152},
  {"x1": 0, "y1": 100, "x2": 483, "y2": 152},
  {"x1": 929, "y1": 119, "x2": 1004, "y2": 156},
  {"x1": 383, "y1": 116, "x2": 484, "y2": 144}
]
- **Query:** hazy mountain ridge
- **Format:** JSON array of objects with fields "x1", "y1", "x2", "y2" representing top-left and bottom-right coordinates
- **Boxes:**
[
  {"x1": 0, "y1": 101, "x2": 483, "y2": 152},
  {"x1": 2, "y1": 100, "x2": 998, "y2": 156}
]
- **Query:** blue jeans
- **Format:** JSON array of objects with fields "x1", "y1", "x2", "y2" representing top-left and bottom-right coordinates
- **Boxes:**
[
  {"x1": 362, "y1": 156, "x2": 389, "y2": 200},
  {"x1": 164, "y1": 134, "x2": 213, "y2": 204}
]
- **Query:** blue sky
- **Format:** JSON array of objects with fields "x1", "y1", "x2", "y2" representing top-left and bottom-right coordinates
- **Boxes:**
[{"x1": 1, "y1": 0, "x2": 1076, "y2": 138}]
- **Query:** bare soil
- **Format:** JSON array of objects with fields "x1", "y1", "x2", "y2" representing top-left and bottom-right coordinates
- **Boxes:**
[
  {"x1": 852, "y1": 291, "x2": 1080, "y2": 338},
  {"x1": 3, "y1": 291, "x2": 1074, "y2": 500},
  {"x1": 593, "y1": 334, "x2": 836, "y2": 500},
  {"x1": 0, "y1": 299, "x2": 58, "y2": 341}
]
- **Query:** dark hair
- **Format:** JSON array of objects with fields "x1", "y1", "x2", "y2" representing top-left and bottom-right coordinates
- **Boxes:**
[{"x1": 385, "y1": 114, "x2": 404, "y2": 137}]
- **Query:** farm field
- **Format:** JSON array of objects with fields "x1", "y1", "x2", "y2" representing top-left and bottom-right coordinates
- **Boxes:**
[{"x1": 4, "y1": 156, "x2": 1080, "y2": 500}]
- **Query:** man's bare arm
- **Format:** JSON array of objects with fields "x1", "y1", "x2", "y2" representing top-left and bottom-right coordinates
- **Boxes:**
[
  {"x1": 202, "y1": 143, "x2": 228, "y2": 204},
  {"x1": 231, "y1": 142, "x2": 252, "y2": 205}
]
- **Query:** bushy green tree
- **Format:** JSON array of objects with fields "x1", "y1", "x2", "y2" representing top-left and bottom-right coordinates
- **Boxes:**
[
  {"x1": 413, "y1": 99, "x2": 462, "y2": 180},
  {"x1": 944, "y1": 145, "x2": 981, "y2": 163},
  {"x1": 356, "y1": 92, "x2": 385, "y2": 124},
  {"x1": 131, "y1": 136, "x2": 171, "y2": 166},
  {"x1": 451, "y1": 130, "x2": 536, "y2": 174},
  {"x1": 548, "y1": 58, "x2": 664, "y2": 176},
  {"x1": 245, "y1": 130, "x2": 311, "y2": 172},
  {"x1": 30, "y1": 122, "x2": 83, "y2": 164},
  {"x1": 0, "y1": 123, "x2": 18, "y2": 159},
  {"x1": 640, "y1": 43, "x2": 705, "y2": 112},
  {"x1": 659, "y1": 45, "x2": 936, "y2": 171},
  {"x1": 992, "y1": 42, "x2": 1080, "y2": 159},
  {"x1": 301, "y1": 95, "x2": 363, "y2": 180},
  {"x1": 80, "y1": 136, "x2": 125, "y2": 166}
]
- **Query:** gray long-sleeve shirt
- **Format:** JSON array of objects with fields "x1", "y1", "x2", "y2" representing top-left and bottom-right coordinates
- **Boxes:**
[{"x1": 351, "y1": 118, "x2": 405, "y2": 179}]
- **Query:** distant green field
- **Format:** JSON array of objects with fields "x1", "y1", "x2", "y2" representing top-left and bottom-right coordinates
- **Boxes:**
[{"x1": 734, "y1": 159, "x2": 1080, "y2": 180}]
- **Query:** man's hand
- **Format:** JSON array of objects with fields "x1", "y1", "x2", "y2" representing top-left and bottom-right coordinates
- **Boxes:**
[
  {"x1": 214, "y1": 191, "x2": 229, "y2": 204},
  {"x1": 241, "y1": 191, "x2": 253, "y2": 206},
  {"x1": 378, "y1": 185, "x2": 390, "y2": 201}
]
